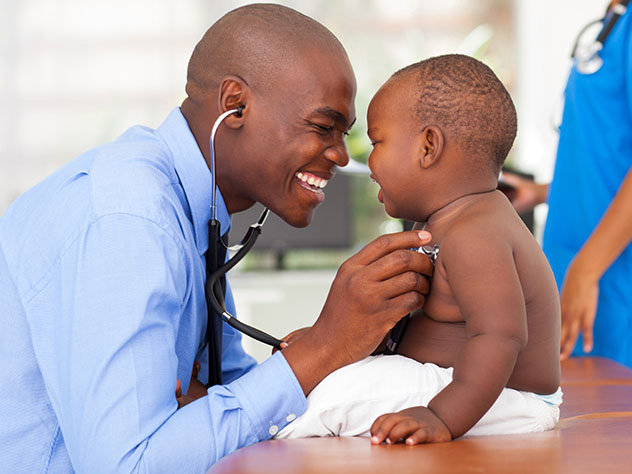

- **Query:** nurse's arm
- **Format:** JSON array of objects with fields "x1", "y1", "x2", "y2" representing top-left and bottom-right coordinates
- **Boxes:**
[
  {"x1": 499, "y1": 172, "x2": 549, "y2": 214},
  {"x1": 560, "y1": 167, "x2": 632, "y2": 358}
]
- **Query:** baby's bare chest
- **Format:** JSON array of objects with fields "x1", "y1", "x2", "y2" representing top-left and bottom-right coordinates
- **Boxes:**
[{"x1": 422, "y1": 269, "x2": 462, "y2": 322}]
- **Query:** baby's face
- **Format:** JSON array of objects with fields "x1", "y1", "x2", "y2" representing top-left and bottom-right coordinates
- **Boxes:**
[{"x1": 367, "y1": 81, "x2": 424, "y2": 220}]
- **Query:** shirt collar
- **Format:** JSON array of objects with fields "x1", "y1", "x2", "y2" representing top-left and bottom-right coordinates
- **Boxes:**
[{"x1": 156, "y1": 107, "x2": 231, "y2": 255}]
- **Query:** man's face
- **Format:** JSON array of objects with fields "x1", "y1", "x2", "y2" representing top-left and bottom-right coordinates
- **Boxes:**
[
  {"x1": 367, "y1": 81, "x2": 422, "y2": 221},
  {"x1": 230, "y1": 48, "x2": 357, "y2": 228}
]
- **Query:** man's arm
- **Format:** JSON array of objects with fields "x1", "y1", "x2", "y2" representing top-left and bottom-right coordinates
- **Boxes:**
[
  {"x1": 560, "y1": 167, "x2": 632, "y2": 358},
  {"x1": 40, "y1": 214, "x2": 305, "y2": 473}
]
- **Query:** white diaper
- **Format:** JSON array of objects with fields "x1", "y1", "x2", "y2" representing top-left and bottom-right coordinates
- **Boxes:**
[{"x1": 277, "y1": 354, "x2": 562, "y2": 439}]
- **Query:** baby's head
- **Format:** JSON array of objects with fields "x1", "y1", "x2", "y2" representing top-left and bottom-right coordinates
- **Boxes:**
[{"x1": 367, "y1": 54, "x2": 517, "y2": 221}]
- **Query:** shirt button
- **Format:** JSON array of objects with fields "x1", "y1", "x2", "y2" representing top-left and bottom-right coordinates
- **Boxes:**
[
  {"x1": 286, "y1": 413, "x2": 296, "y2": 422},
  {"x1": 269, "y1": 425, "x2": 279, "y2": 436}
]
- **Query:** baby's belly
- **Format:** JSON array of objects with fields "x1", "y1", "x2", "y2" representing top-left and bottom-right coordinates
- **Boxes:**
[
  {"x1": 396, "y1": 311, "x2": 467, "y2": 368},
  {"x1": 396, "y1": 311, "x2": 560, "y2": 394}
]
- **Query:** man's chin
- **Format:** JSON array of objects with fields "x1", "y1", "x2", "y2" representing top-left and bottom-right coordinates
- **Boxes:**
[{"x1": 277, "y1": 207, "x2": 315, "y2": 229}]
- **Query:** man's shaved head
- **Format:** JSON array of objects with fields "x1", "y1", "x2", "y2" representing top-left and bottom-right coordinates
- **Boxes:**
[
  {"x1": 181, "y1": 3, "x2": 356, "y2": 228},
  {"x1": 186, "y1": 3, "x2": 349, "y2": 102}
]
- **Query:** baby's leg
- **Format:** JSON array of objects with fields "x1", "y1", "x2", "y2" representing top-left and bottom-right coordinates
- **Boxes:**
[
  {"x1": 276, "y1": 354, "x2": 453, "y2": 439},
  {"x1": 464, "y1": 387, "x2": 562, "y2": 437}
]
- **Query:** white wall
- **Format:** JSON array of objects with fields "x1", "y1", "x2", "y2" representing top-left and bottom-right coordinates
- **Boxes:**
[
  {"x1": 1, "y1": 0, "x2": 513, "y2": 213},
  {"x1": 513, "y1": 0, "x2": 605, "y2": 180}
]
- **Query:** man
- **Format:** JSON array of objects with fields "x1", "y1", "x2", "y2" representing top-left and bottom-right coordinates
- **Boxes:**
[{"x1": 0, "y1": 4, "x2": 432, "y2": 472}]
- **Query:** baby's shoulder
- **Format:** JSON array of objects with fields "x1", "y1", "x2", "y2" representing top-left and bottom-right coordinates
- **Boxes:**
[
  {"x1": 435, "y1": 199, "x2": 524, "y2": 271},
  {"x1": 442, "y1": 202, "x2": 512, "y2": 245}
]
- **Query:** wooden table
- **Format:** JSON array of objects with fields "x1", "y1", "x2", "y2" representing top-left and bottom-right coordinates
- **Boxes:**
[{"x1": 210, "y1": 357, "x2": 632, "y2": 474}]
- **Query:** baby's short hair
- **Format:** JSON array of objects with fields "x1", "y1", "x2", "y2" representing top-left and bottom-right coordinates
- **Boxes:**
[{"x1": 393, "y1": 54, "x2": 517, "y2": 174}]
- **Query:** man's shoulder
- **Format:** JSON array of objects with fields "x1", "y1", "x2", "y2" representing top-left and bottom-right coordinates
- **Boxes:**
[{"x1": 88, "y1": 126, "x2": 182, "y2": 220}]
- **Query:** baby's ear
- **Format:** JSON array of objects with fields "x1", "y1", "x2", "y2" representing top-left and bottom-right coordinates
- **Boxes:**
[{"x1": 418, "y1": 126, "x2": 444, "y2": 169}]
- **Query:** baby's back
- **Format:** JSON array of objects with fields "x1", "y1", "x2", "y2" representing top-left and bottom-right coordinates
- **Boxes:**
[{"x1": 397, "y1": 191, "x2": 561, "y2": 394}]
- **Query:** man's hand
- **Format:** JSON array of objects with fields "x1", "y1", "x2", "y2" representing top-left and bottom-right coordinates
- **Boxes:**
[
  {"x1": 272, "y1": 327, "x2": 310, "y2": 354},
  {"x1": 175, "y1": 361, "x2": 208, "y2": 409},
  {"x1": 370, "y1": 406, "x2": 452, "y2": 445},
  {"x1": 560, "y1": 257, "x2": 599, "y2": 359},
  {"x1": 281, "y1": 230, "x2": 434, "y2": 395}
]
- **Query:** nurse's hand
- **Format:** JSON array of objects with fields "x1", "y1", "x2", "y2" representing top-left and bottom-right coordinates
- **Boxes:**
[
  {"x1": 500, "y1": 172, "x2": 549, "y2": 214},
  {"x1": 560, "y1": 258, "x2": 599, "y2": 359},
  {"x1": 281, "y1": 230, "x2": 433, "y2": 395}
]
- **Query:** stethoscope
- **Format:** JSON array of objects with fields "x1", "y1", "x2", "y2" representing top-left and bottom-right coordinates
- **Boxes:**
[
  {"x1": 571, "y1": 0, "x2": 628, "y2": 74},
  {"x1": 205, "y1": 105, "x2": 284, "y2": 373}
]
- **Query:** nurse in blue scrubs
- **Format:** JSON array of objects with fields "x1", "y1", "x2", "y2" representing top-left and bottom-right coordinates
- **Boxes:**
[{"x1": 504, "y1": 0, "x2": 632, "y2": 367}]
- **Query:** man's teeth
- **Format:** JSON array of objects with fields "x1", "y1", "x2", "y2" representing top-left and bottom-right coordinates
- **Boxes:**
[{"x1": 296, "y1": 172, "x2": 328, "y2": 189}]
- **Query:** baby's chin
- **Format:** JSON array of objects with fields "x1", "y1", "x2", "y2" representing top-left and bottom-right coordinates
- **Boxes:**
[{"x1": 382, "y1": 206, "x2": 408, "y2": 222}]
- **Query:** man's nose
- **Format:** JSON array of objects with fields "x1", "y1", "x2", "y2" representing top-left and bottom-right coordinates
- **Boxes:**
[{"x1": 324, "y1": 136, "x2": 350, "y2": 167}]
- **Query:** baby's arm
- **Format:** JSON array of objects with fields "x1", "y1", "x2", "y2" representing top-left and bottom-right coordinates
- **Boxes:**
[{"x1": 371, "y1": 223, "x2": 527, "y2": 444}]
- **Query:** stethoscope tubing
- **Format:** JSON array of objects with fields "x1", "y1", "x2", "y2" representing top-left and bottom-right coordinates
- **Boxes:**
[
  {"x1": 206, "y1": 217, "x2": 283, "y2": 349},
  {"x1": 207, "y1": 107, "x2": 283, "y2": 356}
]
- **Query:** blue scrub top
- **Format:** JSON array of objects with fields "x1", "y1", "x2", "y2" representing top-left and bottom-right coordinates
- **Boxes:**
[{"x1": 543, "y1": 8, "x2": 632, "y2": 367}]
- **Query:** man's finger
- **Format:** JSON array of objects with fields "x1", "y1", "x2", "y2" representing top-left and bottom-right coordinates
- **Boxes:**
[
  {"x1": 378, "y1": 270, "x2": 431, "y2": 300},
  {"x1": 175, "y1": 379, "x2": 182, "y2": 398},
  {"x1": 352, "y1": 231, "x2": 432, "y2": 267},
  {"x1": 369, "y1": 248, "x2": 435, "y2": 281},
  {"x1": 381, "y1": 292, "x2": 426, "y2": 323}
]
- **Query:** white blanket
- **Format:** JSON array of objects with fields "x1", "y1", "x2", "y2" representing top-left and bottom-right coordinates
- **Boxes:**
[{"x1": 277, "y1": 354, "x2": 562, "y2": 439}]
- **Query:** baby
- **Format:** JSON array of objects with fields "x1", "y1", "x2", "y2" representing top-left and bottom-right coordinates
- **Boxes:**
[{"x1": 277, "y1": 54, "x2": 562, "y2": 444}]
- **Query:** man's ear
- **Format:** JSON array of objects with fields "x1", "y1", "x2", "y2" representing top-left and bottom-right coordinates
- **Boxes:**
[
  {"x1": 218, "y1": 76, "x2": 249, "y2": 129},
  {"x1": 418, "y1": 125, "x2": 444, "y2": 169}
]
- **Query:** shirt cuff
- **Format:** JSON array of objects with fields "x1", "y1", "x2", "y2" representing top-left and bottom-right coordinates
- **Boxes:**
[{"x1": 228, "y1": 351, "x2": 307, "y2": 440}]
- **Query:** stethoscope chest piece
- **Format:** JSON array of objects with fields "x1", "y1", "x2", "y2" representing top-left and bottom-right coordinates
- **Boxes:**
[{"x1": 575, "y1": 43, "x2": 604, "y2": 75}]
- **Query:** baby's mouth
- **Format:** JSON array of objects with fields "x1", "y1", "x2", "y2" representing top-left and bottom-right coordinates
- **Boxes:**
[{"x1": 295, "y1": 172, "x2": 328, "y2": 193}]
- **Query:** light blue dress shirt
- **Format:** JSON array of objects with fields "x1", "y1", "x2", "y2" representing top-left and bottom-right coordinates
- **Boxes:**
[{"x1": 0, "y1": 108, "x2": 307, "y2": 473}]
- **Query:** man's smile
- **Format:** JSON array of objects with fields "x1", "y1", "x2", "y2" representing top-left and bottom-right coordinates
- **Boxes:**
[{"x1": 295, "y1": 171, "x2": 329, "y2": 193}]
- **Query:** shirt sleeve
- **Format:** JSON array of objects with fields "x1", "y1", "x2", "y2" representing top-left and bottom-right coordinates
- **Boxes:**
[{"x1": 32, "y1": 213, "x2": 306, "y2": 473}]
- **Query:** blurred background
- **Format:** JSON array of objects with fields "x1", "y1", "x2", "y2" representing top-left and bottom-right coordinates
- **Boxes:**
[{"x1": 0, "y1": 0, "x2": 606, "y2": 361}]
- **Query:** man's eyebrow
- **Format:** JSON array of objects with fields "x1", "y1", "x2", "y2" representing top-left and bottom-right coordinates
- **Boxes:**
[{"x1": 313, "y1": 107, "x2": 356, "y2": 130}]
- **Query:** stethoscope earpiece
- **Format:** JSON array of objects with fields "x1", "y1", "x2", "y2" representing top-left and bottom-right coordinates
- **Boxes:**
[{"x1": 206, "y1": 104, "x2": 280, "y2": 387}]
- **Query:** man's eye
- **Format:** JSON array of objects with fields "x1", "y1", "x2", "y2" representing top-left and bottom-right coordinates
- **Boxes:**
[{"x1": 314, "y1": 123, "x2": 333, "y2": 133}]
